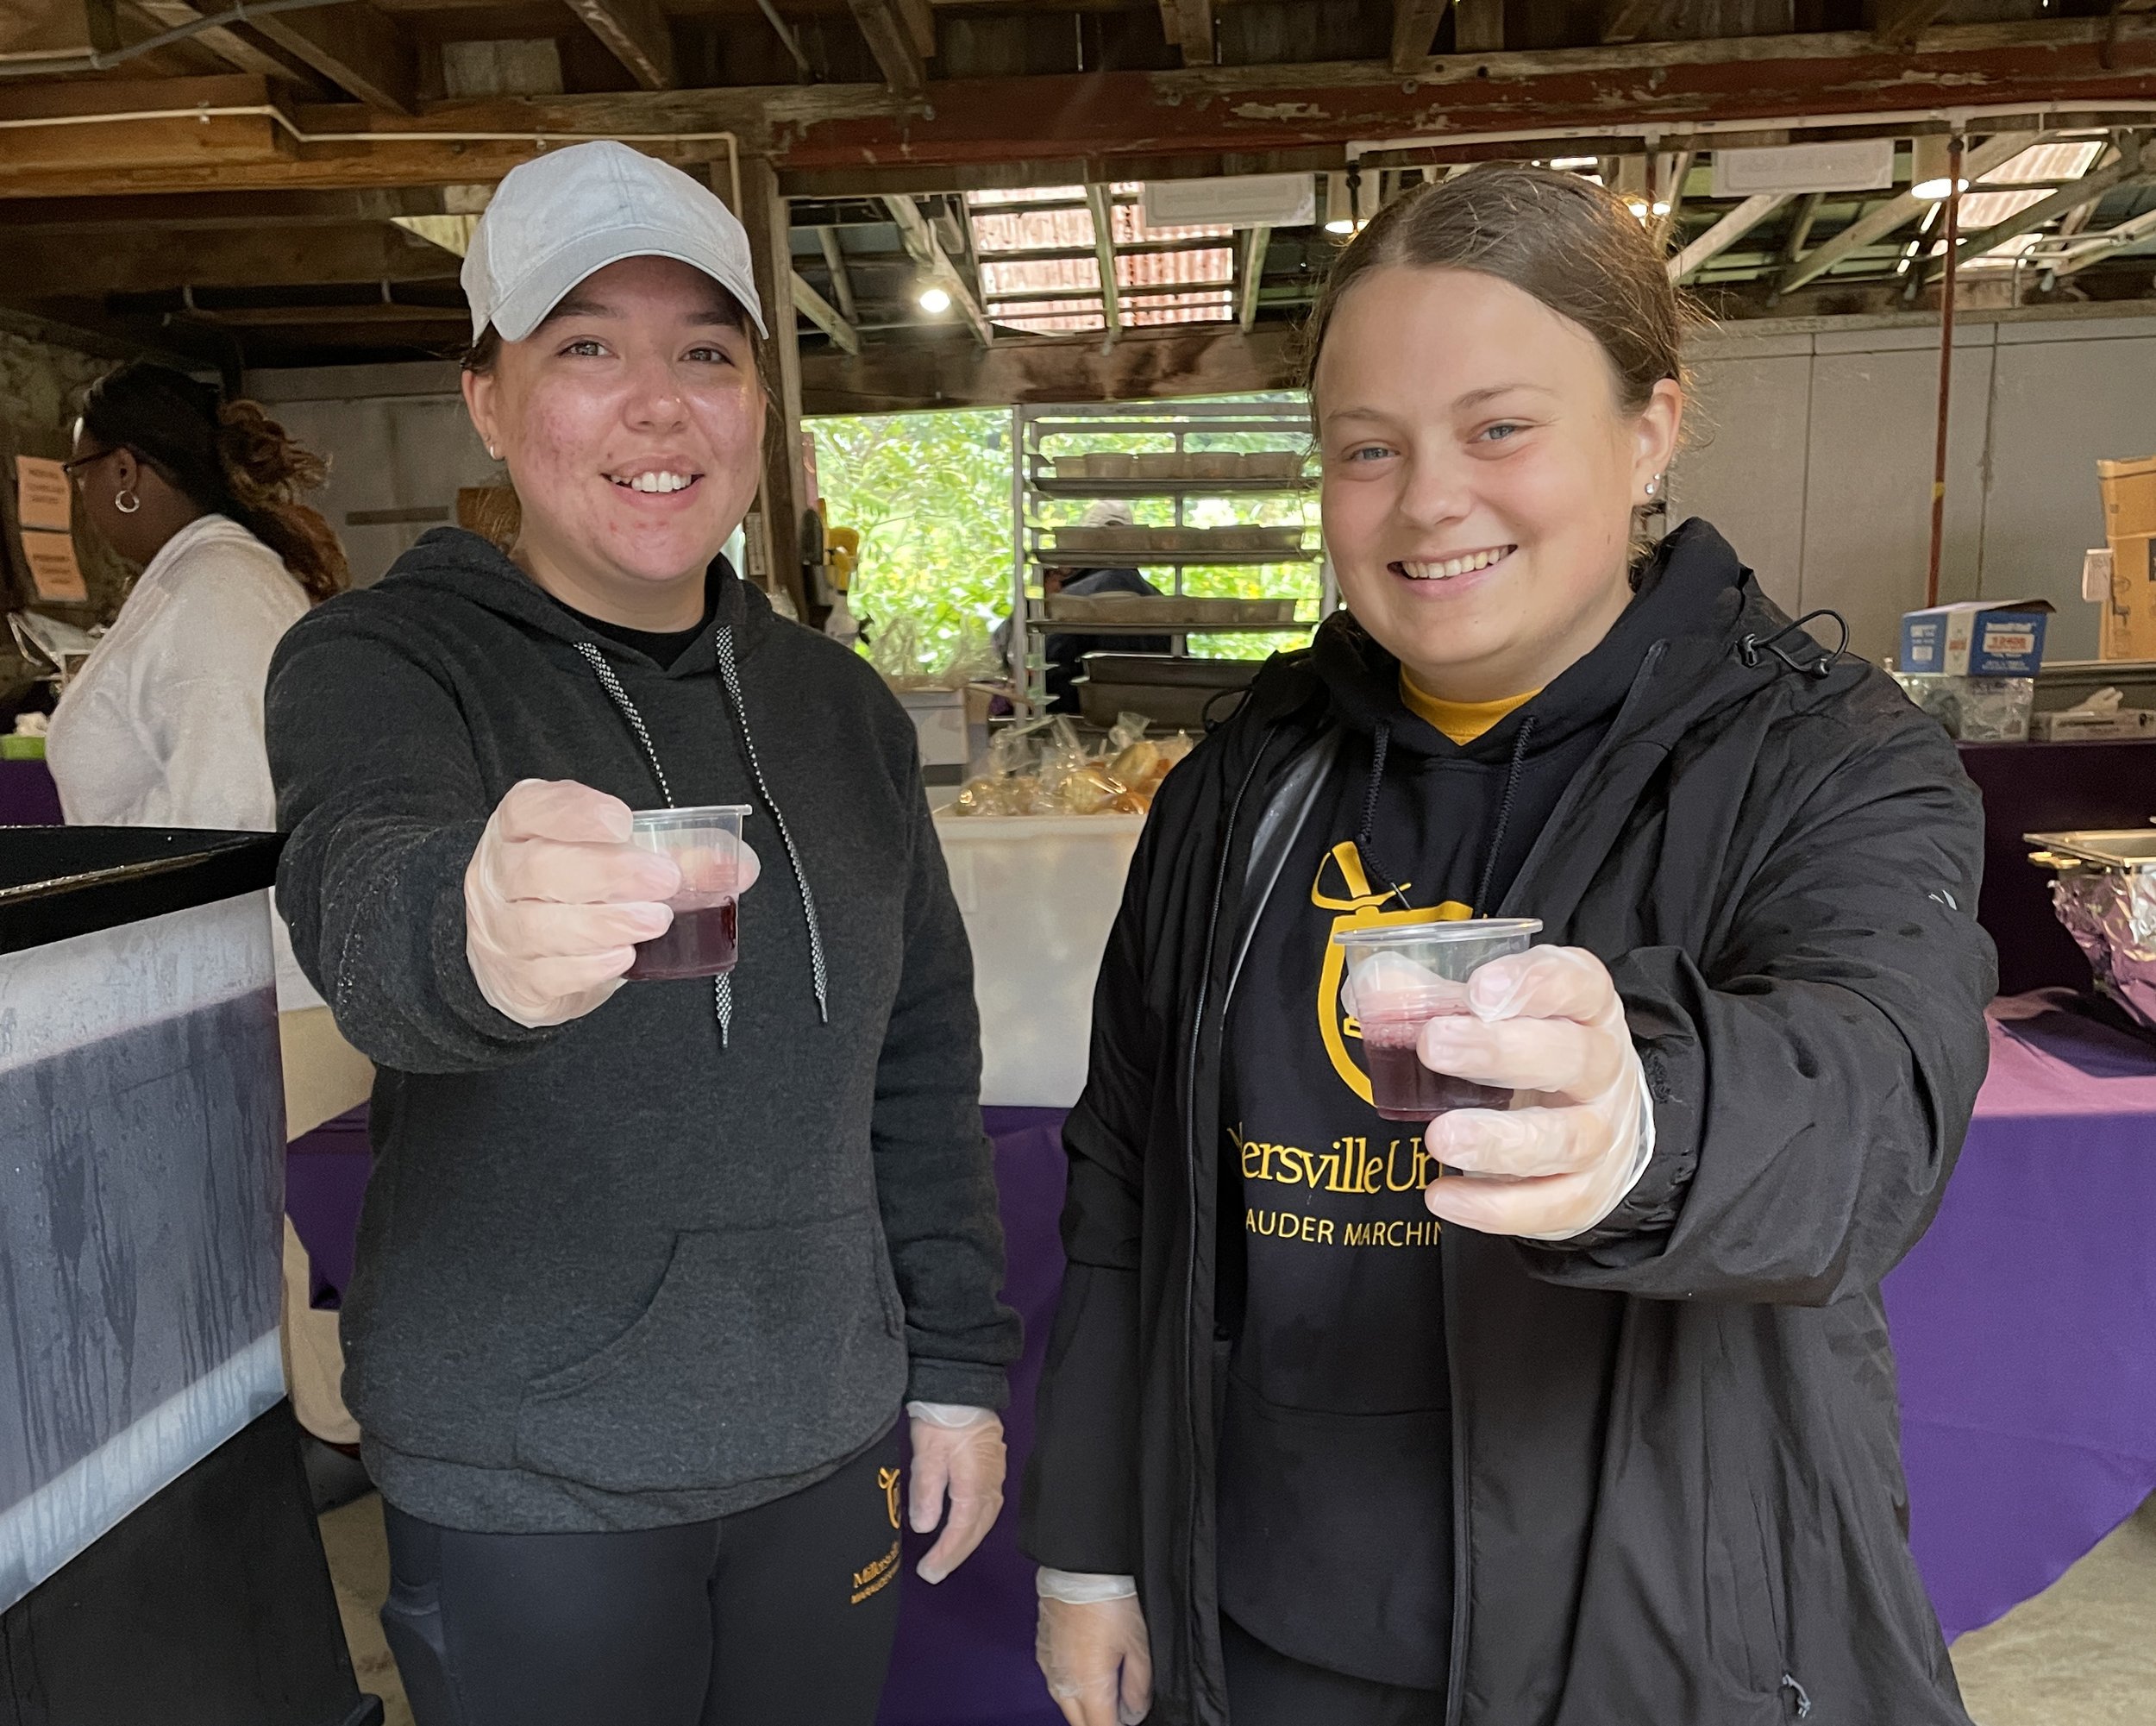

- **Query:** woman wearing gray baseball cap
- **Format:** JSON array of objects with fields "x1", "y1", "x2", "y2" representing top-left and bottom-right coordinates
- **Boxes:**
[{"x1": 265, "y1": 141, "x2": 1019, "y2": 1726}]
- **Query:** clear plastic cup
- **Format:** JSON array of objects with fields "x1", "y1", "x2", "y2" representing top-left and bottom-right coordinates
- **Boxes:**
[
  {"x1": 625, "y1": 805, "x2": 750, "y2": 982},
  {"x1": 1332, "y1": 918, "x2": 1542, "y2": 1120}
]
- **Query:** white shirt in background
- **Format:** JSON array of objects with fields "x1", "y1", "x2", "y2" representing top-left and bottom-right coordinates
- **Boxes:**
[{"x1": 47, "y1": 512, "x2": 322, "y2": 1011}]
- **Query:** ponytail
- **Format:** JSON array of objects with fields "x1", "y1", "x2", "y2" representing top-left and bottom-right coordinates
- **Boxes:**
[
  {"x1": 212, "y1": 399, "x2": 349, "y2": 604},
  {"x1": 78, "y1": 362, "x2": 350, "y2": 605}
]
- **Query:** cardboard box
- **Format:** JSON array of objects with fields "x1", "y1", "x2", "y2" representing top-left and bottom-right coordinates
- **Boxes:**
[
  {"x1": 1899, "y1": 599, "x2": 2052, "y2": 676},
  {"x1": 2097, "y1": 454, "x2": 2156, "y2": 539},
  {"x1": 2100, "y1": 533, "x2": 2156, "y2": 661}
]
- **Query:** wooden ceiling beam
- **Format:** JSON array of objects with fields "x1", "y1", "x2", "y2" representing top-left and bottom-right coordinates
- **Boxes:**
[
  {"x1": 1390, "y1": 0, "x2": 1454, "y2": 72},
  {"x1": 7, "y1": 28, "x2": 2156, "y2": 198},
  {"x1": 845, "y1": 0, "x2": 934, "y2": 95},
  {"x1": 791, "y1": 267, "x2": 862, "y2": 353},
  {"x1": 248, "y1": 3, "x2": 418, "y2": 112},
  {"x1": 800, "y1": 321, "x2": 1297, "y2": 414},
  {"x1": 564, "y1": 0, "x2": 675, "y2": 90},
  {"x1": 123, "y1": 0, "x2": 325, "y2": 87},
  {"x1": 1601, "y1": 0, "x2": 1668, "y2": 45},
  {"x1": 1668, "y1": 191, "x2": 1788, "y2": 279},
  {"x1": 882, "y1": 192, "x2": 992, "y2": 342},
  {"x1": 816, "y1": 225, "x2": 860, "y2": 322},
  {"x1": 1776, "y1": 129, "x2": 2041, "y2": 292},
  {"x1": 16, "y1": 222, "x2": 462, "y2": 294},
  {"x1": 1159, "y1": 0, "x2": 1214, "y2": 65},
  {"x1": 1922, "y1": 133, "x2": 2154, "y2": 281},
  {"x1": 1874, "y1": 0, "x2": 1950, "y2": 47},
  {"x1": 1, "y1": 185, "x2": 451, "y2": 231}
]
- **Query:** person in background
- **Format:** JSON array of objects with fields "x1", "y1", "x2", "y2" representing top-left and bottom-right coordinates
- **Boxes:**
[
  {"x1": 996, "y1": 499, "x2": 1172, "y2": 713},
  {"x1": 266, "y1": 141, "x2": 1018, "y2": 1726},
  {"x1": 48, "y1": 362, "x2": 373, "y2": 1493},
  {"x1": 1025, "y1": 165, "x2": 1995, "y2": 1726}
]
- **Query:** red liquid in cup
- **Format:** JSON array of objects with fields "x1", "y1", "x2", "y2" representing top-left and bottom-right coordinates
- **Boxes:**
[
  {"x1": 627, "y1": 896, "x2": 738, "y2": 982},
  {"x1": 1361, "y1": 1014, "x2": 1513, "y2": 1122}
]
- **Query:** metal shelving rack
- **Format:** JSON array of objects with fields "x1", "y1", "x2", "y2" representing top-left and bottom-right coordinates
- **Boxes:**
[{"x1": 1008, "y1": 400, "x2": 1334, "y2": 706}]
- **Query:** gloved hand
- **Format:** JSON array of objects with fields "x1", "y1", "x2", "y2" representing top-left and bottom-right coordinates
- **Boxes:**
[
  {"x1": 1036, "y1": 1580, "x2": 1152, "y2": 1726},
  {"x1": 463, "y1": 778, "x2": 760, "y2": 1029},
  {"x1": 1413, "y1": 945, "x2": 1652, "y2": 1241},
  {"x1": 906, "y1": 1403, "x2": 1006, "y2": 1584}
]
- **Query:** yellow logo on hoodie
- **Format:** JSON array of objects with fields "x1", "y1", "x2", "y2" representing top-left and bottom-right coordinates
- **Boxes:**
[{"x1": 1312, "y1": 839, "x2": 1472, "y2": 1102}]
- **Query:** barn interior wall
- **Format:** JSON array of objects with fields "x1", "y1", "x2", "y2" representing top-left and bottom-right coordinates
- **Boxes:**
[{"x1": 1672, "y1": 302, "x2": 2156, "y2": 667}]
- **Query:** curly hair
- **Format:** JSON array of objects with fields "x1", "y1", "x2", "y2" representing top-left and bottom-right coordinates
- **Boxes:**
[{"x1": 78, "y1": 362, "x2": 349, "y2": 604}]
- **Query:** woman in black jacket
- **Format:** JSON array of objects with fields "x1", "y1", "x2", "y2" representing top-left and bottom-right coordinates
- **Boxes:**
[
  {"x1": 266, "y1": 141, "x2": 1018, "y2": 1726},
  {"x1": 1022, "y1": 164, "x2": 1995, "y2": 1726}
]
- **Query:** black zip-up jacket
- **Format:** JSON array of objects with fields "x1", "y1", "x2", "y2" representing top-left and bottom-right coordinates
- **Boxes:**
[
  {"x1": 267, "y1": 530, "x2": 1018, "y2": 1533},
  {"x1": 1019, "y1": 520, "x2": 1996, "y2": 1725}
]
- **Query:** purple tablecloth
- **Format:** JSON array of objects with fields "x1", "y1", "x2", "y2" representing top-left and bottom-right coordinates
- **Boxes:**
[
  {"x1": 1881, "y1": 995, "x2": 2156, "y2": 1640},
  {"x1": 284, "y1": 1013, "x2": 2156, "y2": 1717},
  {"x1": 0, "y1": 758, "x2": 62, "y2": 826}
]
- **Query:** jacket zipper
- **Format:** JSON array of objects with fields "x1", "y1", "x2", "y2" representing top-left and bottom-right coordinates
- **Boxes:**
[{"x1": 1182, "y1": 736, "x2": 1273, "y2": 1723}]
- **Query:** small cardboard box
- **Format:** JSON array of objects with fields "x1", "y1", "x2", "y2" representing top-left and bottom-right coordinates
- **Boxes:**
[
  {"x1": 2030, "y1": 706, "x2": 2156, "y2": 742},
  {"x1": 2097, "y1": 455, "x2": 2156, "y2": 539},
  {"x1": 1899, "y1": 599, "x2": 2052, "y2": 676},
  {"x1": 2099, "y1": 533, "x2": 2156, "y2": 661}
]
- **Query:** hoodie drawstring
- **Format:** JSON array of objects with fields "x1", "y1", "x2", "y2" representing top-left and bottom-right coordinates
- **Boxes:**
[
  {"x1": 1354, "y1": 712, "x2": 1539, "y2": 919},
  {"x1": 1471, "y1": 714, "x2": 1536, "y2": 919},
  {"x1": 574, "y1": 629, "x2": 830, "y2": 1049}
]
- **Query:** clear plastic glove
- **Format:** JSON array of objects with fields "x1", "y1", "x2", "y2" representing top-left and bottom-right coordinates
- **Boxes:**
[
  {"x1": 1413, "y1": 945, "x2": 1653, "y2": 1241},
  {"x1": 463, "y1": 778, "x2": 761, "y2": 1029},
  {"x1": 906, "y1": 1403, "x2": 1006, "y2": 1584},
  {"x1": 1037, "y1": 1585, "x2": 1152, "y2": 1726}
]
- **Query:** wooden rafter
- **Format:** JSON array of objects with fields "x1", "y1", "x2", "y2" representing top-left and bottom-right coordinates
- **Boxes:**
[
  {"x1": 1452, "y1": 0, "x2": 1503, "y2": 51},
  {"x1": 9, "y1": 33, "x2": 2156, "y2": 198},
  {"x1": 1775, "y1": 131, "x2": 2041, "y2": 293},
  {"x1": 563, "y1": 0, "x2": 674, "y2": 90},
  {"x1": 791, "y1": 270, "x2": 861, "y2": 355},
  {"x1": 1085, "y1": 182, "x2": 1121, "y2": 337},
  {"x1": 1601, "y1": 0, "x2": 1668, "y2": 45},
  {"x1": 1777, "y1": 190, "x2": 1824, "y2": 265},
  {"x1": 1390, "y1": 0, "x2": 1456, "y2": 71},
  {"x1": 1158, "y1": 0, "x2": 1214, "y2": 63},
  {"x1": 247, "y1": 3, "x2": 416, "y2": 113},
  {"x1": 882, "y1": 193, "x2": 993, "y2": 344},
  {"x1": 1238, "y1": 223, "x2": 1269, "y2": 330},
  {"x1": 1667, "y1": 191, "x2": 1788, "y2": 280},
  {"x1": 846, "y1": 0, "x2": 935, "y2": 96},
  {"x1": 816, "y1": 226, "x2": 859, "y2": 323},
  {"x1": 1923, "y1": 135, "x2": 2155, "y2": 282},
  {"x1": 1874, "y1": 0, "x2": 1950, "y2": 46},
  {"x1": 123, "y1": 0, "x2": 321, "y2": 85},
  {"x1": 10, "y1": 223, "x2": 461, "y2": 294}
]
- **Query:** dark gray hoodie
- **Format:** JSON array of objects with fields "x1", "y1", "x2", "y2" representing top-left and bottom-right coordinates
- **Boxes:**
[{"x1": 266, "y1": 528, "x2": 1018, "y2": 1533}]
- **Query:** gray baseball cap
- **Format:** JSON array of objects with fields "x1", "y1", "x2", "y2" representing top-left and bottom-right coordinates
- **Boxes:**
[{"x1": 461, "y1": 141, "x2": 768, "y2": 343}]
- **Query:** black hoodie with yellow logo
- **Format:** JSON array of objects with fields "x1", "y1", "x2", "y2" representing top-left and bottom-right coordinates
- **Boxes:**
[{"x1": 1216, "y1": 556, "x2": 1721, "y2": 1689}]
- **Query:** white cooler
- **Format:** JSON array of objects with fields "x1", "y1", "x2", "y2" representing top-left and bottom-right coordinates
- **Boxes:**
[{"x1": 933, "y1": 812, "x2": 1144, "y2": 1108}]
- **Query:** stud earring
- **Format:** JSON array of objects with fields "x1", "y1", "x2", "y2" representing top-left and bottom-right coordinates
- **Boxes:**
[
  {"x1": 1644, "y1": 474, "x2": 1660, "y2": 499},
  {"x1": 486, "y1": 443, "x2": 500, "y2": 460}
]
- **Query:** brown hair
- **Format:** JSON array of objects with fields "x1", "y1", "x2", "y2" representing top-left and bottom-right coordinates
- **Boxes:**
[
  {"x1": 1303, "y1": 163, "x2": 1702, "y2": 423},
  {"x1": 79, "y1": 363, "x2": 349, "y2": 605}
]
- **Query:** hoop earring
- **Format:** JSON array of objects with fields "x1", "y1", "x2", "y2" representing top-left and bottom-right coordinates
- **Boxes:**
[{"x1": 115, "y1": 488, "x2": 141, "y2": 515}]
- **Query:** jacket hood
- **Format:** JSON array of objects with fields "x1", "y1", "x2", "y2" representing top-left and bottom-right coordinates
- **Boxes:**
[
  {"x1": 1306, "y1": 518, "x2": 1757, "y2": 764},
  {"x1": 380, "y1": 526, "x2": 770, "y2": 673}
]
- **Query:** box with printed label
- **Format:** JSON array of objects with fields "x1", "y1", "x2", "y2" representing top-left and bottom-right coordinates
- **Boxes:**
[{"x1": 1898, "y1": 599, "x2": 2052, "y2": 676}]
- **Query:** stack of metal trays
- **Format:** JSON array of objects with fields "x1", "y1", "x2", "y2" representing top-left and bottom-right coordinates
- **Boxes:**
[
  {"x1": 2025, "y1": 827, "x2": 2156, "y2": 1030},
  {"x1": 1074, "y1": 654, "x2": 1262, "y2": 730}
]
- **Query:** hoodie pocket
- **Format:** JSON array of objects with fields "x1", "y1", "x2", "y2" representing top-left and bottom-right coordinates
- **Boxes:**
[{"x1": 514, "y1": 1208, "x2": 908, "y2": 1494}]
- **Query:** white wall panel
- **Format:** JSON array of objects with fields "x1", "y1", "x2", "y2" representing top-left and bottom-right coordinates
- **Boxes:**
[{"x1": 1669, "y1": 352, "x2": 1812, "y2": 618}]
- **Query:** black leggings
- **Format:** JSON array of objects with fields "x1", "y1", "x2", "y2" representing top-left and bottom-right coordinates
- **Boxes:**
[{"x1": 379, "y1": 1428, "x2": 906, "y2": 1726}]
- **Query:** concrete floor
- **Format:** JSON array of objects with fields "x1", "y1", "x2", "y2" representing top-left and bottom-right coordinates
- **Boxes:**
[{"x1": 321, "y1": 1492, "x2": 2156, "y2": 1726}]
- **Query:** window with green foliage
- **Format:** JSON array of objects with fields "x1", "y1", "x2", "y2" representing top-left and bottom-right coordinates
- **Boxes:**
[
  {"x1": 811, "y1": 409, "x2": 1013, "y2": 674},
  {"x1": 812, "y1": 398, "x2": 1323, "y2": 677}
]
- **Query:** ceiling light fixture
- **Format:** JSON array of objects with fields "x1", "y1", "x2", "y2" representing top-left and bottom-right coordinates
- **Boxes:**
[
  {"x1": 1910, "y1": 135, "x2": 1969, "y2": 203},
  {"x1": 918, "y1": 285, "x2": 953, "y2": 314}
]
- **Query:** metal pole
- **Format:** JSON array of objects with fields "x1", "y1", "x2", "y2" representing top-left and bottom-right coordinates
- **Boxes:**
[{"x1": 1926, "y1": 133, "x2": 1964, "y2": 610}]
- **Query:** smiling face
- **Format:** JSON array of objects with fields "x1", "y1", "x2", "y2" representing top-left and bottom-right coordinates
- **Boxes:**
[
  {"x1": 462, "y1": 254, "x2": 766, "y2": 631},
  {"x1": 1315, "y1": 265, "x2": 1683, "y2": 703}
]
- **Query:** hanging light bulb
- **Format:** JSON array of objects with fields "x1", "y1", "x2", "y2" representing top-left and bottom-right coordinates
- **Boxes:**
[
  {"x1": 918, "y1": 285, "x2": 953, "y2": 314},
  {"x1": 1910, "y1": 135, "x2": 1967, "y2": 202},
  {"x1": 1324, "y1": 171, "x2": 1356, "y2": 235}
]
